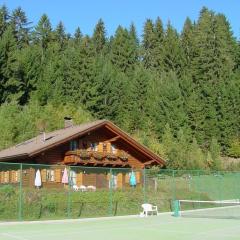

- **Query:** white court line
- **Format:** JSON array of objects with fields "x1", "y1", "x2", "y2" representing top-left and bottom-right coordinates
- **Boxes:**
[
  {"x1": 1, "y1": 233, "x2": 30, "y2": 240},
  {"x1": 0, "y1": 211, "x2": 173, "y2": 226}
]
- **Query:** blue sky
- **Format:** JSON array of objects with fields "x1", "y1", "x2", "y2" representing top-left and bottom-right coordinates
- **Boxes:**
[{"x1": 1, "y1": 0, "x2": 240, "y2": 38}]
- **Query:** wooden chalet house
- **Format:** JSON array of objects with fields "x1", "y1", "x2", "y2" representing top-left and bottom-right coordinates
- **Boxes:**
[{"x1": 0, "y1": 120, "x2": 165, "y2": 189}]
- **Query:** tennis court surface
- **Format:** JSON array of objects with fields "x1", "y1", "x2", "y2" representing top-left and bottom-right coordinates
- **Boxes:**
[{"x1": 1, "y1": 214, "x2": 240, "y2": 240}]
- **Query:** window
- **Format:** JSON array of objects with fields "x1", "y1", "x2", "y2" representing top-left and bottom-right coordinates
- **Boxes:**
[
  {"x1": 70, "y1": 140, "x2": 78, "y2": 151},
  {"x1": 111, "y1": 144, "x2": 117, "y2": 154},
  {"x1": 46, "y1": 169, "x2": 55, "y2": 182},
  {"x1": 90, "y1": 142, "x2": 98, "y2": 151}
]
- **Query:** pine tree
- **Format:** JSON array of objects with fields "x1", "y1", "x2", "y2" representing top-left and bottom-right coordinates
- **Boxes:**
[
  {"x1": 0, "y1": 26, "x2": 18, "y2": 103},
  {"x1": 125, "y1": 65, "x2": 150, "y2": 131},
  {"x1": 188, "y1": 138, "x2": 205, "y2": 169},
  {"x1": 14, "y1": 45, "x2": 42, "y2": 104},
  {"x1": 142, "y1": 18, "x2": 164, "y2": 71},
  {"x1": 34, "y1": 14, "x2": 52, "y2": 57},
  {"x1": 153, "y1": 17, "x2": 164, "y2": 73},
  {"x1": 181, "y1": 17, "x2": 195, "y2": 72},
  {"x1": 190, "y1": 7, "x2": 236, "y2": 143},
  {"x1": 162, "y1": 22, "x2": 185, "y2": 77},
  {"x1": 74, "y1": 27, "x2": 82, "y2": 45},
  {"x1": 129, "y1": 23, "x2": 139, "y2": 46},
  {"x1": 0, "y1": 5, "x2": 9, "y2": 37},
  {"x1": 89, "y1": 58, "x2": 120, "y2": 120},
  {"x1": 10, "y1": 7, "x2": 31, "y2": 48},
  {"x1": 153, "y1": 72, "x2": 187, "y2": 136},
  {"x1": 175, "y1": 128, "x2": 189, "y2": 169},
  {"x1": 210, "y1": 137, "x2": 221, "y2": 170},
  {"x1": 54, "y1": 21, "x2": 66, "y2": 50},
  {"x1": 161, "y1": 124, "x2": 175, "y2": 167},
  {"x1": 92, "y1": 19, "x2": 106, "y2": 54},
  {"x1": 110, "y1": 26, "x2": 137, "y2": 72}
]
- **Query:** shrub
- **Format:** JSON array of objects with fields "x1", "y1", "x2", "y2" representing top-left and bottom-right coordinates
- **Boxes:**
[{"x1": 0, "y1": 185, "x2": 16, "y2": 198}]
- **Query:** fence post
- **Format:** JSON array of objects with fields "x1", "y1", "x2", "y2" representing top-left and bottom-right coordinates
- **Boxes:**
[
  {"x1": 108, "y1": 168, "x2": 113, "y2": 216},
  {"x1": 218, "y1": 170, "x2": 222, "y2": 201},
  {"x1": 173, "y1": 200, "x2": 180, "y2": 217},
  {"x1": 171, "y1": 170, "x2": 176, "y2": 202},
  {"x1": 197, "y1": 170, "x2": 201, "y2": 201},
  {"x1": 18, "y1": 163, "x2": 23, "y2": 221},
  {"x1": 67, "y1": 166, "x2": 71, "y2": 218},
  {"x1": 143, "y1": 168, "x2": 147, "y2": 203}
]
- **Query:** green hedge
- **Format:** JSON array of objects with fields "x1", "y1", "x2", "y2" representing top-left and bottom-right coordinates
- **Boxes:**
[{"x1": 0, "y1": 184, "x2": 211, "y2": 221}]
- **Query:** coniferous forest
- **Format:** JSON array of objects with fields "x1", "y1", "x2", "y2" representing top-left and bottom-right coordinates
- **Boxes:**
[{"x1": 0, "y1": 5, "x2": 240, "y2": 170}]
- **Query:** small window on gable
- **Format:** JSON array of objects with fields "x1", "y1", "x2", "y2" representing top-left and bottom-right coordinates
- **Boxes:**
[{"x1": 70, "y1": 140, "x2": 78, "y2": 151}]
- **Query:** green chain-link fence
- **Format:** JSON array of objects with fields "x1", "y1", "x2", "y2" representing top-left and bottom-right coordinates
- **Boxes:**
[{"x1": 0, "y1": 162, "x2": 240, "y2": 221}]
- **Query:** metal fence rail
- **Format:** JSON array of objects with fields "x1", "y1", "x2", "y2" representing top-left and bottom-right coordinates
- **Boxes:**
[{"x1": 0, "y1": 162, "x2": 240, "y2": 221}]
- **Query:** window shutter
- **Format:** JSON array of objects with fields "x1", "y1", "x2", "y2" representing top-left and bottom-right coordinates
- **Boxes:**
[
  {"x1": 136, "y1": 172, "x2": 141, "y2": 184},
  {"x1": 106, "y1": 143, "x2": 111, "y2": 153},
  {"x1": 76, "y1": 172, "x2": 83, "y2": 186},
  {"x1": 41, "y1": 169, "x2": 47, "y2": 182},
  {"x1": 98, "y1": 143, "x2": 103, "y2": 152},
  {"x1": 16, "y1": 170, "x2": 20, "y2": 182},
  {"x1": 5, "y1": 171, "x2": 10, "y2": 183},
  {"x1": 117, "y1": 173, "x2": 123, "y2": 188},
  {"x1": 125, "y1": 173, "x2": 130, "y2": 183},
  {"x1": 55, "y1": 169, "x2": 62, "y2": 183},
  {"x1": 10, "y1": 171, "x2": 14, "y2": 183},
  {"x1": 1, "y1": 171, "x2": 4, "y2": 183}
]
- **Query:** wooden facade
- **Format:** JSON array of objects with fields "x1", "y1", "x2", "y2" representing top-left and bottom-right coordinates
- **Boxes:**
[{"x1": 0, "y1": 120, "x2": 165, "y2": 189}]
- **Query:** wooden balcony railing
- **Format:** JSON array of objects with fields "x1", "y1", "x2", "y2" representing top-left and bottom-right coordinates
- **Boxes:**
[{"x1": 65, "y1": 149, "x2": 129, "y2": 162}]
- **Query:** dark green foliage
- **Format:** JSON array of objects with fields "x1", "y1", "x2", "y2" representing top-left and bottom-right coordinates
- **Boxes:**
[
  {"x1": 10, "y1": 7, "x2": 31, "y2": 48},
  {"x1": 228, "y1": 139, "x2": 240, "y2": 158},
  {"x1": 0, "y1": 26, "x2": 18, "y2": 103},
  {"x1": 73, "y1": 27, "x2": 82, "y2": 45},
  {"x1": 110, "y1": 26, "x2": 138, "y2": 72},
  {"x1": 54, "y1": 21, "x2": 67, "y2": 50},
  {"x1": 0, "y1": 5, "x2": 9, "y2": 37},
  {"x1": 162, "y1": 22, "x2": 185, "y2": 77},
  {"x1": 33, "y1": 14, "x2": 52, "y2": 56},
  {"x1": 92, "y1": 19, "x2": 106, "y2": 54},
  {"x1": 0, "y1": 5, "x2": 240, "y2": 170}
]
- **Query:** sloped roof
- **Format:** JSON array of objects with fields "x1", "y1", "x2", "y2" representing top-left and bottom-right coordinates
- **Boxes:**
[{"x1": 0, "y1": 120, "x2": 165, "y2": 165}]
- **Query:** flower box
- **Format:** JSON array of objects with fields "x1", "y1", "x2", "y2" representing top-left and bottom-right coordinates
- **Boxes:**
[
  {"x1": 93, "y1": 152, "x2": 104, "y2": 160},
  {"x1": 79, "y1": 150, "x2": 90, "y2": 159},
  {"x1": 119, "y1": 152, "x2": 128, "y2": 161},
  {"x1": 106, "y1": 153, "x2": 118, "y2": 160}
]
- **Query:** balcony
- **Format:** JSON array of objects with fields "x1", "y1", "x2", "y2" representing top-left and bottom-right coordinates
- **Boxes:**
[{"x1": 64, "y1": 149, "x2": 129, "y2": 167}]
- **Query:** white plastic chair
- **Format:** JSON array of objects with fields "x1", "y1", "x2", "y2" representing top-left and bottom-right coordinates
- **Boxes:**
[
  {"x1": 79, "y1": 185, "x2": 87, "y2": 192},
  {"x1": 72, "y1": 185, "x2": 79, "y2": 191},
  {"x1": 87, "y1": 185, "x2": 96, "y2": 191},
  {"x1": 141, "y1": 203, "x2": 158, "y2": 217}
]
